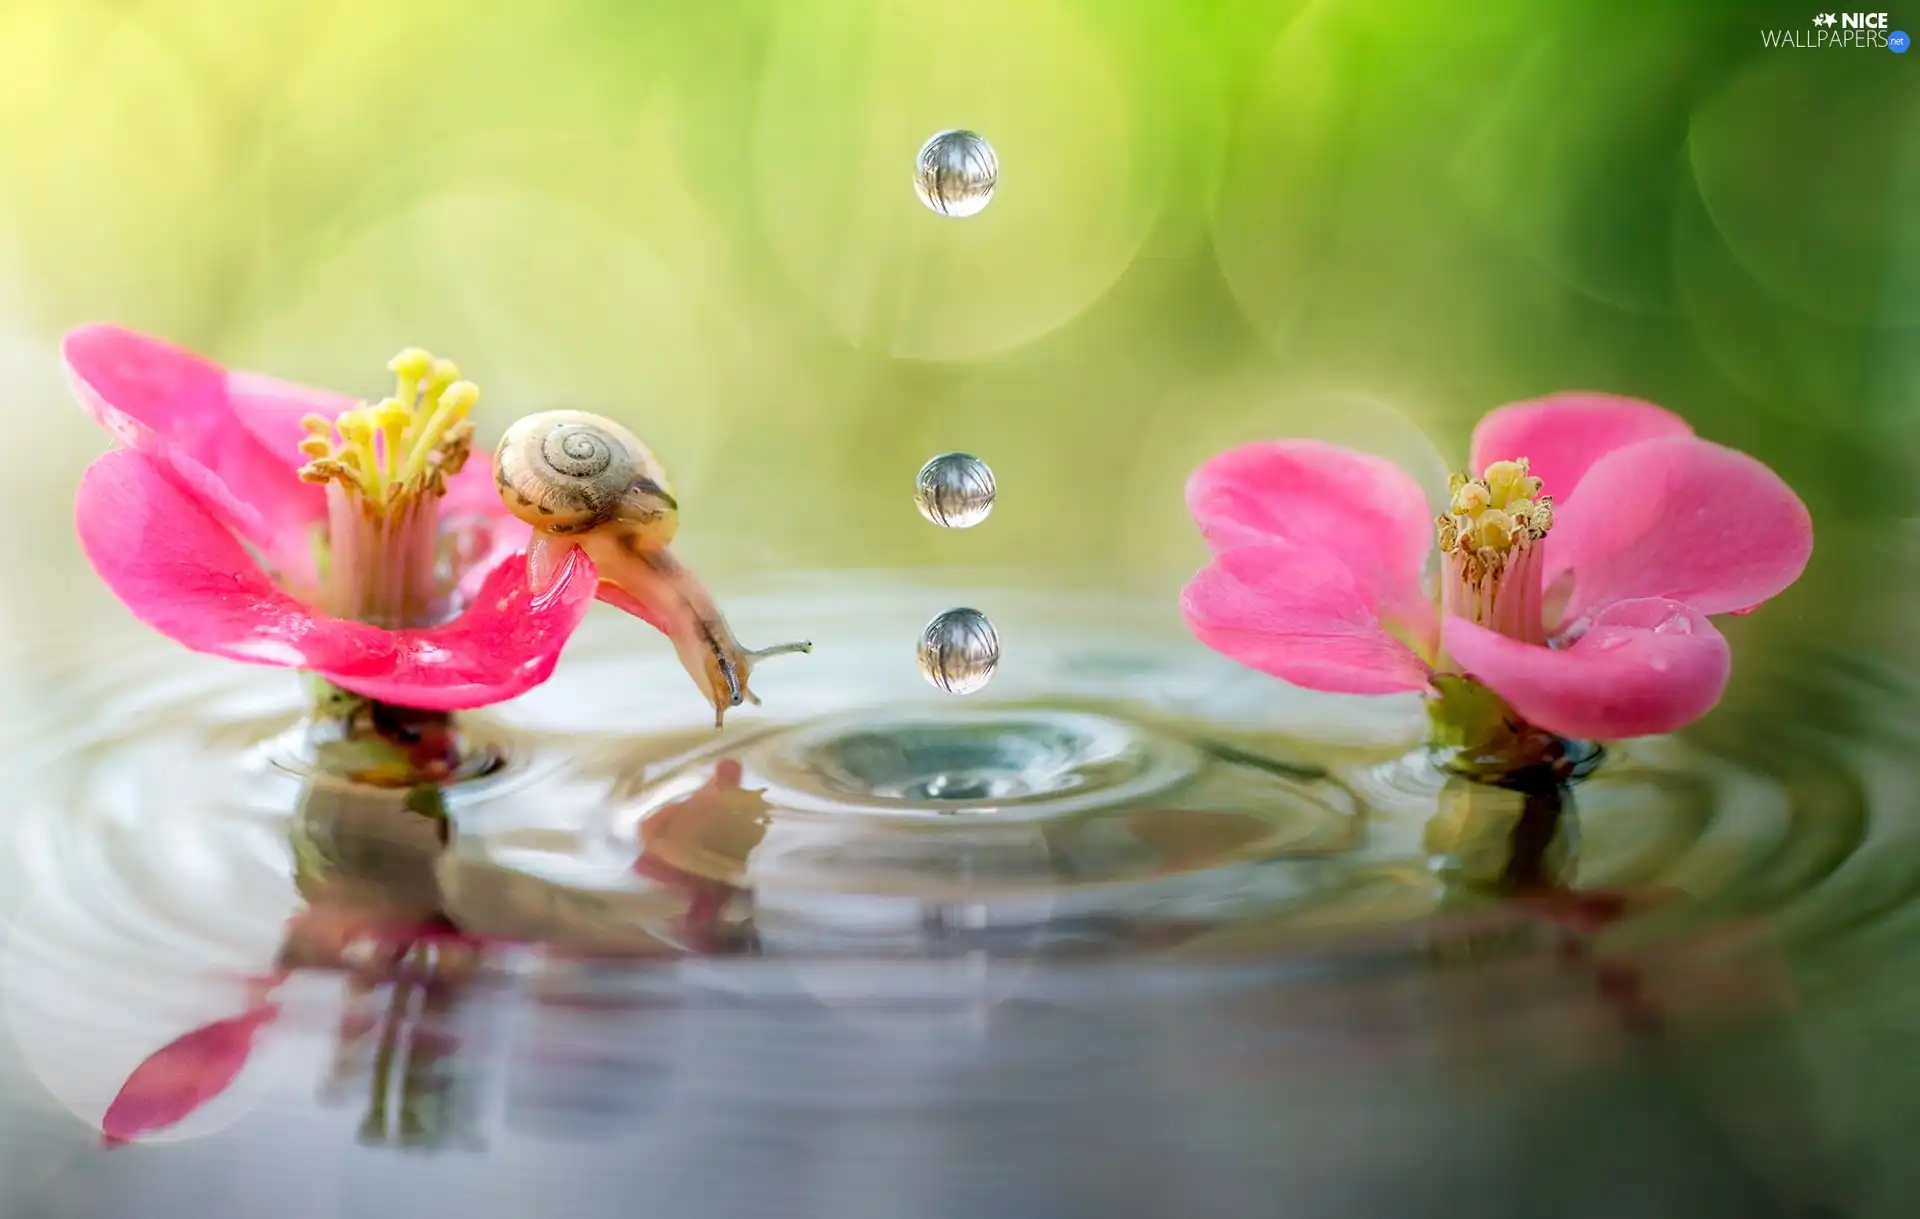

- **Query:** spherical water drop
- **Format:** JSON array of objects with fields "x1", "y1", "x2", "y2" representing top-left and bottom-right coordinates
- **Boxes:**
[
  {"x1": 914, "y1": 130, "x2": 998, "y2": 218},
  {"x1": 914, "y1": 452, "x2": 996, "y2": 528},
  {"x1": 918, "y1": 608, "x2": 1000, "y2": 695}
]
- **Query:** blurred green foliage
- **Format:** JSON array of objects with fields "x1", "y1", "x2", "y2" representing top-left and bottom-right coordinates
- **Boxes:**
[{"x1": 0, "y1": 0, "x2": 1913, "y2": 601}]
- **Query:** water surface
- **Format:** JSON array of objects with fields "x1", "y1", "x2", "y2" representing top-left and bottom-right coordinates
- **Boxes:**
[{"x1": 0, "y1": 579, "x2": 1915, "y2": 1219}]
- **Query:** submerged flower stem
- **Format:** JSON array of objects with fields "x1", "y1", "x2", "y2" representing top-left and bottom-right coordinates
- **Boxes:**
[
  {"x1": 1424, "y1": 674, "x2": 1599, "y2": 782},
  {"x1": 304, "y1": 676, "x2": 469, "y2": 787}
]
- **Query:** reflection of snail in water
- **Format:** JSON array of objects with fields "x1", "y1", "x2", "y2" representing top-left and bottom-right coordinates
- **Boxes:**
[
  {"x1": 496, "y1": 412, "x2": 812, "y2": 727},
  {"x1": 633, "y1": 758, "x2": 770, "y2": 953}
]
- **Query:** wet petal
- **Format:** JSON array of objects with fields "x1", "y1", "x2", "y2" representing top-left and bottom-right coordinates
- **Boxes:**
[
  {"x1": 1470, "y1": 393, "x2": 1695, "y2": 501},
  {"x1": 319, "y1": 543, "x2": 597, "y2": 711},
  {"x1": 76, "y1": 450, "x2": 394, "y2": 674},
  {"x1": 101, "y1": 1004, "x2": 280, "y2": 1146},
  {"x1": 1546, "y1": 435, "x2": 1813, "y2": 624},
  {"x1": 525, "y1": 535, "x2": 581, "y2": 599},
  {"x1": 1186, "y1": 440, "x2": 1436, "y2": 639},
  {"x1": 64, "y1": 325, "x2": 326, "y2": 577},
  {"x1": 1181, "y1": 543, "x2": 1433, "y2": 696},
  {"x1": 1443, "y1": 598, "x2": 1731, "y2": 740}
]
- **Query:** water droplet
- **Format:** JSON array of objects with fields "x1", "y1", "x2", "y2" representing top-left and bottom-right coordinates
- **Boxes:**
[
  {"x1": 913, "y1": 452, "x2": 996, "y2": 528},
  {"x1": 914, "y1": 129, "x2": 998, "y2": 218},
  {"x1": 1653, "y1": 612, "x2": 1693, "y2": 636},
  {"x1": 1594, "y1": 634, "x2": 1629, "y2": 652},
  {"x1": 918, "y1": 608, "x2": 1000, "y2": 695}
]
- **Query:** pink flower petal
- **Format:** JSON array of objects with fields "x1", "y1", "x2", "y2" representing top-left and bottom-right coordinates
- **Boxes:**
[
  {"x1": 1186, "y1": 440, "x2": 1437, "y2": 644},
  {"x1": 1442, "y1": 598, "x2": 1732, "y2": 740},
  {"x1": 319, "y1": 543, "x2": 597, "y2": 711},
  {"x1": 64, "y1": 325, "x2": 326, "y2": 578},
  {"x1": 76, "y1": 450, "x2": 395, "y2": 674},
  {"x1": 102, "y1": 1003, "x2": 280, "y2": 1146},
  {"x1": 1181, "y1": 543, "x2": 1433, "y2": 695},
  {"x1": 1469, "y1": 393, "x2": 1695, "y2": 501},
  {"x1": 1545, "y1": 435, "x2": 1813, "y2": 625},
  {"x1": 225, "y1": 369, "x2": 359, "y2": 467},
  {"x1": 438, "y1": 457, "x2": 532, "y2": 606}
]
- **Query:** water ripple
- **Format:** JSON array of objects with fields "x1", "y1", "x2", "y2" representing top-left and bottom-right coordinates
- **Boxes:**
[{"x1": 0, "y1": 583, "x2": 1912, "y2": 1155}]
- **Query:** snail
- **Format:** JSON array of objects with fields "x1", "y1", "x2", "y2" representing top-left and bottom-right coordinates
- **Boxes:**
[{"x1": 495, "y1": 411, "x2": 811, "y2": 727}]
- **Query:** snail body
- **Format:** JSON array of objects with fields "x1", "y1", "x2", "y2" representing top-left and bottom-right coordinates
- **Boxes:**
[{"x1": 493, "y1": 410, "x2": 809, "y2": 727}]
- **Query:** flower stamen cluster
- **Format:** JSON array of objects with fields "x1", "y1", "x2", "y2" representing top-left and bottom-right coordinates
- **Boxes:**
[
  {"x1": 1437, "y1": 458, "x2": 1555, "y2": 647},
  {"x1": 297, "y1": 348, "x2": 478, "y2": 512}
]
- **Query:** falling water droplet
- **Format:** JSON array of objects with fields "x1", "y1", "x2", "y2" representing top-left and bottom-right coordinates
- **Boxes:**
[
  {"x1": 914, "y1": 452, "x2": 996, "y2": 528},
  {"x1": 918, "y1": 608, "x2": 1000, "y2": 695},
  {"x1": 914, "y1": 130, "x2": 998, "y2": 218}
]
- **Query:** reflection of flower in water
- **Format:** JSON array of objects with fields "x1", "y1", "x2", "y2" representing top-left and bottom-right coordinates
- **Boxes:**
[
  {"x1": 1419, "y1": 772, "x2": 1791, "y2": 1044},
  {"x1": 103, "y1": 759, "x2": 778, "y2": 1148},
  {"x1": 100, "y1": 980, "x2": 284, "y2": 1147},
  {"x1": 333, "y1": 939, "x2": 484, "y2": 1150},
  {"x1": 100, "y1": 777, "x2": 493, "y2": 1150}
]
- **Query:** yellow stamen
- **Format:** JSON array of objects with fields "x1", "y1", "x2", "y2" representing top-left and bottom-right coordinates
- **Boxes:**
[
  {"x1": 294, "y1": 346, "x2": 479, "y2": 516},
  {"x1": 1436, "y1": 456, "x2": 1554, "y2": 646},
  {"x1": 388, "y1": 347, "x2": 432, "y2": 399},
  {"x1": 372, "y1": 397, "x2": 411, "y2": 483},
  {"x1": 399, "y1": 380, "x2": 478, "y2": 487},
  {"x1": 1482, "y1": 459, "x2": 1543, "y2": 511}
]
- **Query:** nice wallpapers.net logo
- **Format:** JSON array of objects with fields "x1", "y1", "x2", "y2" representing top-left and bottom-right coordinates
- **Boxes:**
[{"x1": 1763, "y1": 12, "x2": 1911, "y2": 49}]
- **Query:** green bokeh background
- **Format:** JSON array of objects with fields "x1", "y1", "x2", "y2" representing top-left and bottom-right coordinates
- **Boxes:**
[
  {"x1": 0, "y1": 6, "x2": 1917, "y2": 1203},
  {"x1": 0, "y1": 0, "x2": 1915, "y2": 670}
]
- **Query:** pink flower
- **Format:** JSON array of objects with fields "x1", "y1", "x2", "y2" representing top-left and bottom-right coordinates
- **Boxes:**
[
  {"x1": 1181, "y1": 394, "x2": 1813, "y2": 741},
  {"x1": 68, "y1": 324, "x2": 597, "y2": 710}
]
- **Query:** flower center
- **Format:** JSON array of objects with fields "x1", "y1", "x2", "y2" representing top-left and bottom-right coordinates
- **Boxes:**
[
  {"x1": 296, "y1": 349, "x2": 480, "y2": 629},
  {"x1": 1436, "y1": 458, "x2": 1554, "y2": 646},
  {"x1": 298, "y1": 349, "x2": 479, "y2": 510}
]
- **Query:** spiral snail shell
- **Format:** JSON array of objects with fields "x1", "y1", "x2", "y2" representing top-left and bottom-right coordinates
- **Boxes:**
[
  {"x1": 494, "y1": 410, "x2": 678, "y2": 552},
  {"x1": 493, "y1": 408, "x2": 811, "y2": 729}
]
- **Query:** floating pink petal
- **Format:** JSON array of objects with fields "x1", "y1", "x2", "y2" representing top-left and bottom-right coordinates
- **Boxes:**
[
  {"x1": 1545, "y1": 435, "x2": 1814, "y2": 627},
  {"x1": 1186, "y1": 441, "x2": 1436, "y2": 643},
  {"x1": 1443, "y1": 598, "x2": 1731, "y2": 740},
  {"x1": 101, "y1": 1002, "x2": 281, "y2": 1147},
  {"x1": 64, "y1": 324, "x2": 327, "y2": 581},
  {"x1": 76, "y1": 449, "x2": 394, "y2": 674},
  {"x1": 1181, "y1": 543, "x2": 1433, "y2": 696},
  {"x1": 1469, "y1": 393, "x2": 1695, "y2": 501},
  {"x1": 321, "y1": 543, "x2": 597, "y2": 711}
]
